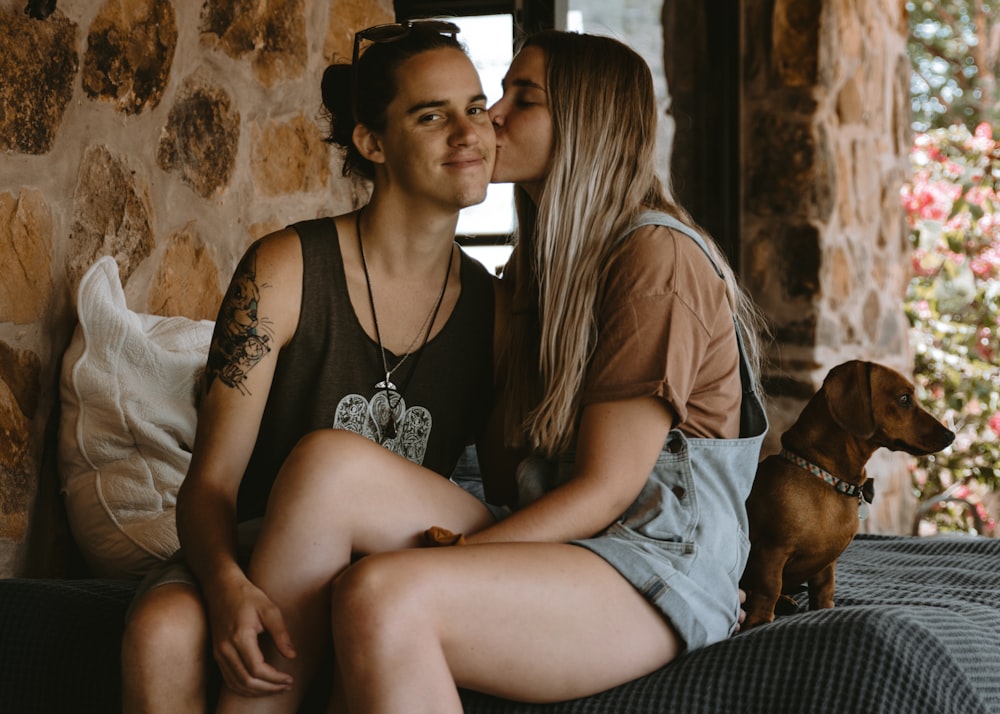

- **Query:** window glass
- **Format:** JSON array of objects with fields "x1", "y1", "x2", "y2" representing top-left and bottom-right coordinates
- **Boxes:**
[
  {"x1": 565, "y1": 0, "x2": 672, "y2": 174},
  {"x1": 455, "y1": 15, "x2": 514, "y2": 237},
  {"x1": 445, "y1": 14, "x2": 516, "y2": 273}
]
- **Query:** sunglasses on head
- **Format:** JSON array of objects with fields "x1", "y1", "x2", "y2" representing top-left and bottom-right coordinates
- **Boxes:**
[
  {"x1": 352, "y1": 20, "x2": 460, "y2": 61},
  {"x1": 351, "y1": 20, "x2": 461, "y2": 120}
]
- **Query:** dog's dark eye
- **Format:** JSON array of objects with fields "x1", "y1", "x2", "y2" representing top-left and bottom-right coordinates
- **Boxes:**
[{"x1": 899, "y1": 394, "x2": 913, "y2": 408}]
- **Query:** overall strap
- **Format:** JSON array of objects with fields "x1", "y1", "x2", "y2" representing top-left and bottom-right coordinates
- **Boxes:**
[{"x1": 628, "y1": 211, "x2": 724, "y2": 278}]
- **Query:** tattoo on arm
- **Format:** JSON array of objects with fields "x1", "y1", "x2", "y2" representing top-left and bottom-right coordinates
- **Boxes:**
[{"x1": 206, "y1": 246, "x2": 274, "y2": 395}]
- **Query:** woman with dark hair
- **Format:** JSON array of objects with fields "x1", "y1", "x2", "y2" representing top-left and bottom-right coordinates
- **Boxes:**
[
  {"x1": 318, "y1": 30, "x2": 769, "y2": 710},
  {"x1": 120, "y1": 21, "x2": 502, "y2": 713}
]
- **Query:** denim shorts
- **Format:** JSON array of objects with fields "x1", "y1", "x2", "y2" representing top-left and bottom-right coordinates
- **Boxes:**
[
  {"x1": 573, "y1": 420, "x2": 765, "y2": 651},
  {"x1": 516, "y1": 381, "x2": 768, "y2": 651},
  {"x1": 450, "y1": 445, "x2": 512, "y2": 522}
]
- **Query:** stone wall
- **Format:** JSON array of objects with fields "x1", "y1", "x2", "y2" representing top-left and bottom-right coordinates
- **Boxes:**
[
  {"x1": 741, "y1": 0, "x2": 916, "y2": 534},
  {"x1": 0, "y1": 0, "x2": 392, "y2": 576}
]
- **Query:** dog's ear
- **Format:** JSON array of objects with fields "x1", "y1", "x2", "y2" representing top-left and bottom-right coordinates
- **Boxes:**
[{"x1": 822, "y1": 360, "x2": 876, "y2": 438}]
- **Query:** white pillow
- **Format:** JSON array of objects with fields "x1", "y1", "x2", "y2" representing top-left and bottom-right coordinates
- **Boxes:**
[{"x1": 58, "y1": 256, "x2": 214, "y2": 578}]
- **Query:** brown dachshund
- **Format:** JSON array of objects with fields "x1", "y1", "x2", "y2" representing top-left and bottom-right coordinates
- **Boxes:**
[{"x1": 741, "y1": 360, "x2": 954, "y2": 630}]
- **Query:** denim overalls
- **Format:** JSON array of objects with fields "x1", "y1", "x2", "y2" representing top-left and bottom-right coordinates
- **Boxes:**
[{"x1": 548, "y1": 212, "x2": 769, "y2": 650}]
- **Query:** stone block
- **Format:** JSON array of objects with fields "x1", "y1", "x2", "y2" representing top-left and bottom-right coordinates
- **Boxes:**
[
  {"x1": 148, "y1": 227, "x2": 223, "y2": 321},
  {"x1": 828, "y1": 245, "x2": 852, "y2": 308},
  {"x1": 82, "y1": 0, "x2": 177, "y2": 115},
  {"x1": 0, "y1": 342, "x2": 41, "y2": 422},
  {"x1": 200, "y1": 0, "x2": 307, "y2": 87},
  {"x1": 0, "y1": 8, "x2": 78, "y2": 154},
  {"x1": 324, "y1": 0, "x2": 394, "y2": 61},
  {"x1": 771, "y1": 0, "x2": 820, "y2": 87},
  {"x1": 746, "y1": 111, "x2": 835, "y2": 221},
  {"x1": 777, "y1": 223, "x2": 821, "y2": 299},
  {"x1": 250, "y1": 114, "x2": 331, "y2": 196},
  {"x1": 0, "y1": 376, "x2": 33, "y2": 539},
  {"x1": 157, "y1": 75, "x2": 240, "y2": 198},
  {"x1": 772, "y1": 316, "x2": 818, "y2": 347},
  {"x1": 0, "y1": 189, "x2": 54, "y2": 325},
  {"x1": 66, "y1": 145, "x2": 154, "y2": 289}
]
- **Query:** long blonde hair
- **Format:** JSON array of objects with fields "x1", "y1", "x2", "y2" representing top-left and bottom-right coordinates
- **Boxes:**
[{"x1": 504, "y1": 31, "x2": 766, "y2": 457}]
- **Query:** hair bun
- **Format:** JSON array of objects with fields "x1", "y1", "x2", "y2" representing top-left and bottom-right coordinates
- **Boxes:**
[{"x1": 321, "y1": 63, "x2": 354, "y2": 148}]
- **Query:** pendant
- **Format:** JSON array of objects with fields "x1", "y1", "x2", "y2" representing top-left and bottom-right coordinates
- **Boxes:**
[
  {"x1": 371, "y1": 387, "x2": 404, "y2": 441},
  {"x1": 375, "y1": 377, "x2": 397, "y2": 391}
]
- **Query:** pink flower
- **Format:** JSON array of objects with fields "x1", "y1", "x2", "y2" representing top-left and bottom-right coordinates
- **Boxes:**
[
  {"x1": 975, "y1": 502, "x2": 992, "y2": 527},
  {"x1": 977, "y1": 215, "x2": 1000, "y2": 241},
  {"x1": 969, "y1": 123, "x2": 995, "y2": 153},
  {"x1": 975, "y1": 122, "x2": 994, "y2": 140},
  {"x1": 946, "y1": 211, "x2": 972, "y2": 233},
  {"x1": 965, "y1": 185, "x2": 996, "y2": 207},
  {"x1": 912, "y1": 299, "x2": 932, "y2": 320},
  {"x1": 970, "y1": 246, "x2": 1000, "y2": 278},
  {"x1": 911, "y1": 249, "x2": 941, "y2": 277},
  {"x1": 976, "y1": 326, "x2": 997, "y2": 362},
  {"x1": 944, "y1": 160, "x2": 965, "y2": 178},
  {"x1": 902, "y1": 180, "x2": 960, "y2": 222},
  {"x1": 989, "y1": 412, "x2": 1000, "y2": 438},
  {"x1": 971, "y1": 255, "x2": 993, "y2": 278}
]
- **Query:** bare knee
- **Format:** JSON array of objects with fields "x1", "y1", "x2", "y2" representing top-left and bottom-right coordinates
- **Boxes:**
[
  {"x1": 273, "y1": 429, "x2": 383, "y2": 499},
  {"x1": 331, "y1": 553, "x2": 425, "y2": 647},
  {"x1": 123, "y1": 583, "x2": 208, "y2": 662},
  {"x1": 331, "y1": 554, "x2": 398, "y2": 635},
  {"x1": 286, "y1": 429, "x2": 378, "y2": 476},
  {"x1": 122, "y1": 583, "x2": 209, "y2": 714},
  {"x1": 331, "y1": 554, "x2": 465, "y2": 709}
]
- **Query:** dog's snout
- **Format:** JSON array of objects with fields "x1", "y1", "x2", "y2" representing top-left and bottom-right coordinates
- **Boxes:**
[
  {"x1": 927, "y1": 413, "x2": 956, "y2": 449},
  {"x1": 891, "y1": 416, "x2": 956, "y2": 455}
]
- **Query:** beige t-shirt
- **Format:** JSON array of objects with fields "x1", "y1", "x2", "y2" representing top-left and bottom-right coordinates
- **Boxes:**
[{"x1": 583, "y1": 225, "x2": 742, "y2": 439}]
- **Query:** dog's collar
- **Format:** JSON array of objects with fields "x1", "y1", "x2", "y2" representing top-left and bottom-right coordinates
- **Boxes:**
[{"x1": 779, "y1": 448, "x2": 871, "y2": 519}]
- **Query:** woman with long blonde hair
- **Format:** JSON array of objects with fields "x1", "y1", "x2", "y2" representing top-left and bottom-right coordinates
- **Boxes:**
[{"x1": 501, "y1": 31, "x2": 765, "y2": 463}]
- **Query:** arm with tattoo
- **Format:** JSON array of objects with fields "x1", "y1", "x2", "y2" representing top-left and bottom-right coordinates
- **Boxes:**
[{"x1": 206, "y1": 245, "x2": 275, "y2": 395}]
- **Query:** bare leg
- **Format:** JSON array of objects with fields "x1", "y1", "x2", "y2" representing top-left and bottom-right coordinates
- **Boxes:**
[
  {"x1": 325, "y1": 671, "x2": 347, "y2": 714},
  {"x1": 122, "y1": 583, "x2": 210, "y2": 714},
  {"x1": 331, "y1": 543, "x2": 682, "y2": 714},
  {"x1": 216, "y1": 429, "x2": 495, "y2": 713}
]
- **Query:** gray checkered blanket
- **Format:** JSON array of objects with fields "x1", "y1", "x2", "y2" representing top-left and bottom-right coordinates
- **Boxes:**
[
  {"x1": 461, "y1": 535, "x2": 1000, "y2": 713},
  {"x1": 1, "y1": 535, "x2": 998, "y2": 713}
]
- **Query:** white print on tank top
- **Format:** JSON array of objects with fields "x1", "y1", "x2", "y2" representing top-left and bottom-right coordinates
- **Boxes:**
[{"x1": 333, "y1": 390, "x2": 431, "y2": 464}]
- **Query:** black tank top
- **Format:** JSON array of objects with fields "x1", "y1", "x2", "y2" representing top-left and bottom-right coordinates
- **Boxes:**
[{"x1": 236, "y1": 218, "x2": 494, "y2": 521}]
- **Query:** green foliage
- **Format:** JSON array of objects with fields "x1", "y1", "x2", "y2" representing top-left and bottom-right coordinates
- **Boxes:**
[
  {"x1": 908, "y1": 1, "x2": 1000, "y2": 131},
  {"x1": 902, "y1": 123, "x2": 1000, "y2": 534}
]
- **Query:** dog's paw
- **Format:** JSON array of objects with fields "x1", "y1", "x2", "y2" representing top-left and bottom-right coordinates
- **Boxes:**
[{"x1": 775, "y1": 593, "x2": 803, "y2": 616}]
